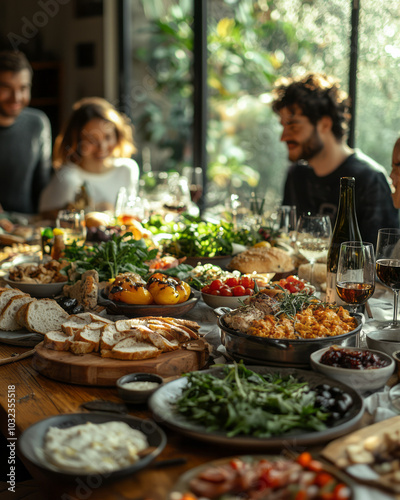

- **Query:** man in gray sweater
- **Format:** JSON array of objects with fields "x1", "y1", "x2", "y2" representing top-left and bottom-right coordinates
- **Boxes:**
[{"x1": 0, "y1": 50, "x2": 52, "y2": 214}]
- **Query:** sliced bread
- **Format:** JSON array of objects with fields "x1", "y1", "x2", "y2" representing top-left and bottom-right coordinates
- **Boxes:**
[
  {"x1": 69, "y1": 340, "x2": 95, "y2": 355},
  {"x1": 0, "y1": 294, "x2": 36, "y2": 331},
  {"x1": 43, "y1": 331, "x2": 74, "y2": 351},
  {"x1": 22, "y1": 299, "x2": 69, "y2": 334},
  {"x1": 0, "y1": 288, "x2": 26, "y2": 314},
  {"x1": 75, "y1": 325, "x2": 103, "y2": 351},
  {"x1": 100, "y1": 324, "x2": 139, "y2": 350},
  {"x1": 101, "y1": 337, "x2": 161, "y2": 360}
]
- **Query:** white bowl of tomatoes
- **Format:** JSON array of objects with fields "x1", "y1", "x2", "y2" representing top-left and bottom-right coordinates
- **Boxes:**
[{"x1": 201, "y1": 276, "x2": 256, "y2": 309}]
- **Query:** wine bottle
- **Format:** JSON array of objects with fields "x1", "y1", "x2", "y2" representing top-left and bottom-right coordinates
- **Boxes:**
[{"x1": 326, "y1": 177, "x2": 362, "y2": 304}]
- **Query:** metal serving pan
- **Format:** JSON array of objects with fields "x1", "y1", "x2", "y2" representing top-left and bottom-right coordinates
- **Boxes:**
[{"x1": 216, "y1": 310, "x2": 363, "y2": 369}]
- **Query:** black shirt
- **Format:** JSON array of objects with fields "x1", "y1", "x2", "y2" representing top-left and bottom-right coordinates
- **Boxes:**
[{"x1": 282, "y1": 151, "x2": 399, "y2": 246}]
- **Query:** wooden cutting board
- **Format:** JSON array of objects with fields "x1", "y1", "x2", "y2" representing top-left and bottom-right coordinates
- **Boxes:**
[
  {"x1": 32, "y1": 341, "x2": 209, "y2": 386},
  {"x1": 322, "y1": 415, "x2": 400, "y2": 496}
]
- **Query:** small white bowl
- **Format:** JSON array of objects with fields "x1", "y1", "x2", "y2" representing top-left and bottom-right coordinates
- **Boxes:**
[
  {"x1": 366, "y1": 330, "x2": 400, "y2": 358},
  {"x1": 201, "y1": 292, "x2": 251, "y2": 309},
  {"x1": 310, "y1": 346, "x2": 395, "y2": 393},
  {"x1": 116, "y1": 373, "x2": 163, "y2": 404}
]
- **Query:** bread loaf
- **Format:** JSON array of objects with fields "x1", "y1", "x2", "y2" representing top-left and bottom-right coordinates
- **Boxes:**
[
  {"x1": 228, "y1": 246, "x2": 294, "y2": 274},
  {"x1": 62, "y1": 270, "x2": 99, "y2": 310}
]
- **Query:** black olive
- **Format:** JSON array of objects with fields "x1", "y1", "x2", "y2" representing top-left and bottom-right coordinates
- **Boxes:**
[{"x1": 71, "y1": 305, "x2": 85, "y2": 314}]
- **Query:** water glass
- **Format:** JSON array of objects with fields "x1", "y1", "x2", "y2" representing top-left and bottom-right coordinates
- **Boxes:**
[{"x1": 56, "y1": 210, "x2": 86, "y2": 246}]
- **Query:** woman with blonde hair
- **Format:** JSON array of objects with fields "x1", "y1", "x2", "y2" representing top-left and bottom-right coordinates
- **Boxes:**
[{"x1": 39, "y1": 97, "x2": 139, "y2": 214}]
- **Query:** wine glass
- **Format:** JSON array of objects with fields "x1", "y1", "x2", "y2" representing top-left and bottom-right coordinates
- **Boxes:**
[
  {"x1": 375, "y1": 228, "x2": 400, "y2": 330},
  {"x1": 295, "y1": 215, "x2": 332, "y2": 286},
  {"x1": 56, "y1": 209, "x2": 87, "y2": 247},
  {"x1": 336, "y1": 241, "x2": 375, "y2": 314}
]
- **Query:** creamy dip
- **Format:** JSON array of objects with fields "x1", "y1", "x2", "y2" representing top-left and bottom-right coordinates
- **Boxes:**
[
  {"x1": 43, "y1": 421, "x2": 148, "y2": 473},
  {"x1": 123, "y1": 381, "x2": 160, "y2": 391}
]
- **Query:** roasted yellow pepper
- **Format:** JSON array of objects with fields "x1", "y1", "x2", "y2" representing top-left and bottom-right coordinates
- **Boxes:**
[
  {"x1": 114, "y1": 288, "x2": 154, "y2": 305},
  {"x1": 176, "y1": 281, "x2": 191, "y2": 303}
]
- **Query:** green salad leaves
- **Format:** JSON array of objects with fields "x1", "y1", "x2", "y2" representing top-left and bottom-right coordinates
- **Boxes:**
[
  {"x1": 62, "y1": 233, "x2": 158, "y2": 282},
  {"x1": 175, "y1": 363, "x2": 330, "y2": 438},
  {"x1": 144, "y1": 214, "x2": 261, "y2": 257}
]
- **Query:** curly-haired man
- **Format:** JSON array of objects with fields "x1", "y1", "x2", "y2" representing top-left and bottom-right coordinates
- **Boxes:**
[{"x1": 272, "y1": 73, "x2": 398, "y2": 245}]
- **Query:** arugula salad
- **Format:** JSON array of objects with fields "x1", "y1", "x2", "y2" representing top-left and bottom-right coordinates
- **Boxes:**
[{"x1": 175, "y1": 363, "x2": 353, "y2": 438}]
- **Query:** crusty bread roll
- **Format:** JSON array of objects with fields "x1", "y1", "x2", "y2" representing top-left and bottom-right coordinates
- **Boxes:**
[
  {"x1": 85, "y1": 211, "x2": 112, "y2": 228},
  {"x1": 228, "y1": 246, "x2": 294, "y2": 274}
]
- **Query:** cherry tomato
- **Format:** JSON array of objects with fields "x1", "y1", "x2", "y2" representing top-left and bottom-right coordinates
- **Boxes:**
[
  {"x1": 210, "y1": 289, "x2": 221, "y2": 296},
  {"x1": 201, "y1": 285, "x2": 211, "y2": 294},
  {"x1": 210, "y1": 279, "x2": 223, "y2": 291},
  {"x1": 333, "y1": 484, "x2": 351, "y2": 500},
  {"x1": 297, "y1": 452, "x2": 312, "y2": 468},
  {"x1": 314, "y1": 472, "x2": 334, "y2": 487},
  {"x1": 295, "y1": 491, "x2": 308, "y2": 500},
  {"x1": 225, "y1": 277, "x2": 239, "y2": 287},
  {"x1": 244, "y1": 288, "x2": 254, "y2": 296},
  {"x1": 307, "y1": 459, "x2": 323, "y2": 472},
  {"x1": 232, "y1": 285, "x2": 246, "y2": 296},
  {"x1": 220, "y1": 288, "x2": 233, "y2": 296},
  {"x1": 239, "y1": 276, "x2": 255, "y2": 289}
]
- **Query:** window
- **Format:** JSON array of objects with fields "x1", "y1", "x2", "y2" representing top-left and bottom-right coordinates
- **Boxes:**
[{"x1": 122, "y1": 0, "x2": 400, "y2": 213}]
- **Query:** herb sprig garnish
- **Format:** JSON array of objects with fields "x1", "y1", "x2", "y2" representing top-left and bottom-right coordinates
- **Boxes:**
[{"x1": 274, "y1": 286, "x2": 320, "y2": 320}]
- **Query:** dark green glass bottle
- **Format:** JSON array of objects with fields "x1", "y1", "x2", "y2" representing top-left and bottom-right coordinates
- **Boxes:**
[{"x1": 326, "y1": 177, "x2": 362, "y2": 303}]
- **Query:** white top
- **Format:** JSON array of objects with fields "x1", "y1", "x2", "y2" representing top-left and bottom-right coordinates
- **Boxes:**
[{"x1": 39, "y1": 158, "x2": 139, "y2": 212}]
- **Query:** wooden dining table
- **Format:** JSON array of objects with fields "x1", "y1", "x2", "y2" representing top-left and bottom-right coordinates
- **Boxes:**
[{"x1": 0, "y1": 292, "x2": 398, "y2": 500}]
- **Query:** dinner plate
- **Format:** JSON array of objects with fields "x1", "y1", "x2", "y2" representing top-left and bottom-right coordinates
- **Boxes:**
[
  {"x1": 98, "y1": 289, "x2": 199, "y2": 318},
  {"x1": 0, "y1": 330, "x2": 43, "y2": 347},
  {"x1": 149, "y1": 365, "x2": 364, "y2": 449},
  {"x1": 3, "y1": 274, "x2": 66, "y2": 298},
  {"x1": 18, "y1": 412, "x2": 167, "y2": 482},
  {"x1": 170, "y1": 455, "x2": 355, "y2": 500}
]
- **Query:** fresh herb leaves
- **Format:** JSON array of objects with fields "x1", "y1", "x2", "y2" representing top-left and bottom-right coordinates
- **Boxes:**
[
  {"x1": 175, "y1": 363, "x2": 329, "y2": 437},
  {"x1": 144, "y1": 215, "x2": 261, "y2": 257},
  {"x1": 62, "y1": 233, "x2": 158, "y2": 282}
]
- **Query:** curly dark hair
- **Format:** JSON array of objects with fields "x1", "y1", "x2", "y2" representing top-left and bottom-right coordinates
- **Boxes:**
[{"x1": 271, "y1": 73, "x2": 351, "y2": 141}]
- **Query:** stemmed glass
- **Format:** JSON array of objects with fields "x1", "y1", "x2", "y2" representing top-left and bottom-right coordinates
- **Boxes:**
[
  {"x1": 375, "y1": 228, "x2": 400, "y2": 330},
  {"x1": 295, "y1": 215, "x2": 332, "y2": 285},
  {"x1": 336, "y1": 241, "x2": 375, "y2": 314}
]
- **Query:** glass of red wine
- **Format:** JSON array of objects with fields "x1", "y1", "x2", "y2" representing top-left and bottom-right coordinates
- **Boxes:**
[
  {"x1": 376, "y1": 228, "x2": 400, "y2": 329},
  {"x1": 336, "y1": 241, "x2": 375, "y2": 314}
]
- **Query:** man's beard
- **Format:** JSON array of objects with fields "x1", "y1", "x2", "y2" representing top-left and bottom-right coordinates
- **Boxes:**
[
  {"x1": 289, "y1": 127, "x2": 324, "y2": 162},
  {"x1": 0, "y1": 102, "x2": 25, "y2": 119}
]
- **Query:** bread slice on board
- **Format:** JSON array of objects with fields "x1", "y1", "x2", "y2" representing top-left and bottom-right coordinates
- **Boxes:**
[
  {"x1": 43, "y1": 331, "x2": 74, "y2": 351},
  {"x1": 101, "y1": 337, "x2": 161, "y2": 360}
]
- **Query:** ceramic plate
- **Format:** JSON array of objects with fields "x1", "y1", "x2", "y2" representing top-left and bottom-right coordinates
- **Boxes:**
[
  {"x1": 170, "y1": 455, "x2": 354, "y2": 500},
  {"x1": 0, "y1": 330, "x2": 43, "y2": 347},
  {"x1": 149, "y1": 365, "x2": 364, "y2": 449},
  {"x1": 3, "y1": 274, "x2": 65, "y2": 298},
  {"x1": 18, "y1": 412, "x2": 166, "y2": 482},
  {"x1": 185, "y1": 255, "x2": 232, "y2": 269},
  {"x1": 99, "y1": 289, "x2": 199, "y2": 318}
]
